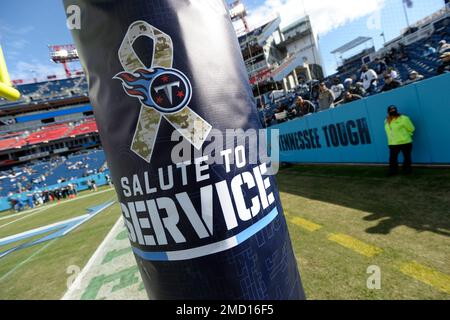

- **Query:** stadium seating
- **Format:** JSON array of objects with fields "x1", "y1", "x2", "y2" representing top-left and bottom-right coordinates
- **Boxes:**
[
  {"x1": 67, "y1": 118, "x2": 97, "y2": 137},
  {"x1": 0, "y1": 119, "x2": 98, "y2": 151},
  {"x1": 0, "y1": 76, "x2": 88, "y2": 109},
  {"x1": 260, "y1": 15, "x2": 450, "y2": 127},
  {"x1": 323, "y1": 17, "x2": 450, "y2": 87},
  {"x1": 0, "y1": 137, "x2": 26, "y2": 151}
]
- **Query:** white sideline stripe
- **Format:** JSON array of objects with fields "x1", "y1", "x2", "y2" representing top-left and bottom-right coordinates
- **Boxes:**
[
  {"x1": 0, "y1": 200, "x2": 115, "y2": 245},
  {"x1": 0, "y1": 239, "x2": 57, "y2": 282},
  {"x1": 0, "y1": 187, "x2": 115, "y2": 222},
  {"x1": 0, "y1": 204, "x2": 53, "y2": 222},
  {"x1": 61, "y1": 216, "x2": 124, "y2": 300}
]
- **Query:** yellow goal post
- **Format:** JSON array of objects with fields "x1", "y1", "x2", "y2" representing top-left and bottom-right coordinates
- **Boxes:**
[{"x1": 0, "y1": 45, "x2": 20, "y2": 101}]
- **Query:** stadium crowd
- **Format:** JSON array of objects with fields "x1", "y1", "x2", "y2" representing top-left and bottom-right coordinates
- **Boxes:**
[
  {"x1": 8, "y1": 184, "x2": 79, "y2": 212},
  {"x1": 0, "y1": 149, "x2": 108, "y2": 211}
]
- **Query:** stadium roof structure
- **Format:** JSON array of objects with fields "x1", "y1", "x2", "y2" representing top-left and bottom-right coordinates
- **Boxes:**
[
  {"x1": 331, "y1": 36, "x2": 373, "y2": 55},
  {"x1": 281, "y1": 15, "x2": 310, "y2": 34},
  {"x1": 271, "y1": 53, "x2": 305, "y2": 82},
  {"x1": 238, "y1": 16, "x2": 281, "y2": 47}
]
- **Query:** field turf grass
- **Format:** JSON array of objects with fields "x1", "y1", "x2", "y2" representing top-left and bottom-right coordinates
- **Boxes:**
[
  {"x1": 0, "y1": 186, "x2": 120, "y2": 299},
  {"x1": 280, "y1": 165, "x2": 450, "y2": 299},
  {"x1": 0, "y1": 165, "x2": 449, "y2": 299}
]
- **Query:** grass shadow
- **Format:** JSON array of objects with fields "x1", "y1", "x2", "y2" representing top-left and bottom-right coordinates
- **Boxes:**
[{"x1": 276, "y1": 165, "x2": 450, "y2": 237}]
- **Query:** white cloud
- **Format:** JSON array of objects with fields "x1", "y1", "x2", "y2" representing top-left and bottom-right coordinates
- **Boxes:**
[
  {"x1": 7, "y1": 39, "x2": 29, "y2": 50},
  {"x1": 10, "y1": 60, "x2": 66, "y2": 81},
  {"x1": 0, "y1": 22, "x2": 33, "y2": 58},
  {"x1": 246, "y1": 0, "x2": 385, "y2": 35},
  {"x1": 0, "y1": 22, "x2": 34, "y2": 41}
]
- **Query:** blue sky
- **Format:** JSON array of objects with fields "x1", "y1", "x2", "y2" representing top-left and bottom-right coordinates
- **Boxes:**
[
  {"x1": 0, "y1": 0, "x2": 447, "y2": 81},
  {"x1": 0, "y1": 0, "x2": 80, "y2": 81}
]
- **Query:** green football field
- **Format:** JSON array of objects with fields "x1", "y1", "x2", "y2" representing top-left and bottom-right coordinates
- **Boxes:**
[{"x1": 0, "y1": 166, "x2": 449, "y2": 300}]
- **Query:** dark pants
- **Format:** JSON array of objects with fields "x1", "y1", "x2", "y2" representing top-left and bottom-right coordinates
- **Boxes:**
[{"x1": 389, "y1": 143, "x2": 413, "y2": 174}]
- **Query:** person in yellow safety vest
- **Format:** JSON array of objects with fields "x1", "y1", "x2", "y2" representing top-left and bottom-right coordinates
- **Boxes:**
[{"x1": 384, "y1": 105, "x2": 415, "y2": 176}]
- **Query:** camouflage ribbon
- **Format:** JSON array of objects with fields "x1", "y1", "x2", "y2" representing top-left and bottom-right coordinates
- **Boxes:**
[{"x1": 117, "y1": 21, "x2": 212, "y2": 162}]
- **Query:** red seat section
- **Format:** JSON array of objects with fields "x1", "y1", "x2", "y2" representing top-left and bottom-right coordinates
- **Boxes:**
[
  {"x1": 25, "y1": 123, "x2": 71, "y2": 145},
  {"x1": 67, "y1": 119, "x2": 98, "y2": 137},
  {"x1": 0, "y1": 138, "x2": 26, "y2": 151}
]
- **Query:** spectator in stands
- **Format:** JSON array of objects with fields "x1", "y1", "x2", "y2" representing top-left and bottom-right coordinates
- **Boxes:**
[
  {"x1": 381, "y1": 74, "x2": 402, "y2": 92},
  {"x1": 310, "y1": 83, "x2": 320, "y2": 102},
  {"x1": 335, "y1": 91, "x2": 363, "y2": 106},
  {"x1": 385, "y1": 105, "x2": 415, "y2": 176},
  {"x1": 351, "y1": 82, "x2": 366, "y2": 97},
  {"x1": 386, "y1": 67, "x2": 399, "y2": 80},
  {"x1": 273, "y1": 103, "x2": 290, "y2": 124},
  {"x1": 274, "y1": 103, "x2": 289, "y2": 114},
  {"x1": 437, "y1": 52, "x2": 450, "y2": 74},
  {"x1": 374, "y1": 57, "x2": 388, "y2": 76},
  {"x1": 290, "y1": 96, "x2": 315, "y2": 117},
  {"x1": 404, "y1": 71, "x2": 424, "y2": 85},
  {"x1": 330, "y1": 77, "x2": 345, "y2": 102},
  {"x1": 360, "y1": 64, "x2": 378, "y2": 95},
  {"x1": 437, "y1": 40, "x2": 450, "y2": 54},
  {"x1": 318, "y1": 82, "x2": 335, "y2": 111},
  {"x1": 384, "y1": 50, "x2": 393, "y2": 65},
  {"x1": 423, "y1": 44, "x2": 437, "y2": 57},
  {"x1": 343, "y1": 78, "x2": 353, "y2": 90}
]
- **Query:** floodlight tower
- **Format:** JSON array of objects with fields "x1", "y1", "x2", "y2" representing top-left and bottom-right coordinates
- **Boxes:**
[
  {"x1": 229, "y1": 0, "x2": 250, "y2": 33},
  {"x1": 48, "y1": 44, "x2": 79, "y2": 78}
]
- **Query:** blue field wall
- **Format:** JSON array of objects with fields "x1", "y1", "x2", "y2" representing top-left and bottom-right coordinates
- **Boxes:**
[{"x1": 0, "y1": 171, "x2": 110, "y2": 212}]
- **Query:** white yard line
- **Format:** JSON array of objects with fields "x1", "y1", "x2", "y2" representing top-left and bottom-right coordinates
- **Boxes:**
[
  {"x1": 0, "y1": 197, "x2": 118, "y2": 284},
  {"x1": 61, "y1": 216, "x2": 124, "y2": 300},
  {"x1": 0, "y1": 205, "x2": 51, "y2": 222},
  {"x1": 0, "y1": 207, "x2": 49, "y2": 229}
]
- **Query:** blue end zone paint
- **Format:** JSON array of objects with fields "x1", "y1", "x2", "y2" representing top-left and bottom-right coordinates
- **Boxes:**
[
  {"x1": 269, "y1": 73, "x2": 450, "y2": 164},
  {"x1": 132, "y1": 206, "x2": 279, "y2": 261},
  {"x1": 0, "y1": 201, "x2": 114, "y2": 258}
]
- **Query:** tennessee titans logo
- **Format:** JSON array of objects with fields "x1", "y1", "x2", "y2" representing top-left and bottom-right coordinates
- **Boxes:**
[{"x1": 114, "y1": 67, "x2": 192, "y2": 114}]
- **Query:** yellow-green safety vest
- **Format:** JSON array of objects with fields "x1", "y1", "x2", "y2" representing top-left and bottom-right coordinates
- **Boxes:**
[{"x1": 384, "y1": 115, "x2": 415, "y2": 146}]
